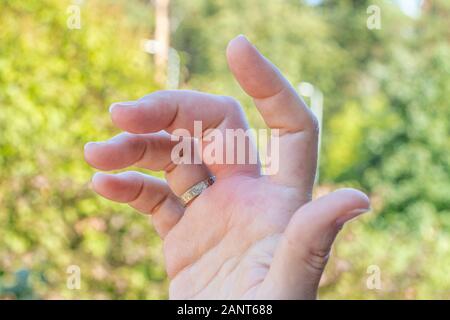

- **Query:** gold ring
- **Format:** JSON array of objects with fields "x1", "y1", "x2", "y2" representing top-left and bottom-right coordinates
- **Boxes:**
[{"x1": 179, "y1": 176, "x2": 216, "y2": 207}]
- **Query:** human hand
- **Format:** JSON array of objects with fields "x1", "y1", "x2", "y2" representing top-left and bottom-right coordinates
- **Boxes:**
[{"x1": 84, "y1": 35, "x2": 370, "y2": 299}]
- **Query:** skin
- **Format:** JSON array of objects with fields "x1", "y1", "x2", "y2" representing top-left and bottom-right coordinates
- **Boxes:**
[{"x1": 84, "y1": 35, "x2": 370, "y2": 299}]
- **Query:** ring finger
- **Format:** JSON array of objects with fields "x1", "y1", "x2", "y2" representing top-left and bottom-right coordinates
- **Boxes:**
[
  {"x1": 84, "y1": 131, "x2": 211, "y2": 197},
  {"x1": 90, "y1": 171, "x2": 183, "y2": 238}
]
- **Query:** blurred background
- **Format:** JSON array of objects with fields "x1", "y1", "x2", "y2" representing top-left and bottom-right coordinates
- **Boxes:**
[{"x1": 0, "y1": 0, "x2": 449, "y2": 299}]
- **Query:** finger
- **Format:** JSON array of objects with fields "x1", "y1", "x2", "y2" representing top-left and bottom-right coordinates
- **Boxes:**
[
  {"x1": 91, "y1": 171, "x2": 184, "y2": 238},
  {"x1": 109, "y1": 90, "x2": 260, "y2": 179},
  {"x1": 226, "y1": 35, "x2": 317, "y2": 133},
  {"x1": 257, "y1": 188, "x2": 370, "y2": 299},
  {"x1": 226, "y1": 35, "x2": 318, "y2": 191},
  {"x1": 84, "y1": 132, "x2": 210, "y2": 196}
]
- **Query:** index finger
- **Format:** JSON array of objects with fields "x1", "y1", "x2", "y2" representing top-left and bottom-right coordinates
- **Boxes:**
[{"x1": 109, "y1": 90, "x2": 260, "y2": 178}]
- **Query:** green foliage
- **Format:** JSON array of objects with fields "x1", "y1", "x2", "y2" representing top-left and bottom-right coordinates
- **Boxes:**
[
  {"x1": 0, "y1": 0, "x2": 167, "y2": 299},
  {"x1": 319, "y1": 0, "x2": 450, "y2": 225},
  {"x1": 0, "y1": 0, "x2": 449, "y2": 299}
]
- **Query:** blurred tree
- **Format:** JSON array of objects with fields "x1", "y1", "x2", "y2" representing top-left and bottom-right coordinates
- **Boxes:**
[
  {"x1": 319, "y1": 0, "x2": 450, "y2": 225},
  {"x1": 0, "y1": 0, "x2": 167, "y2": 299},
  {"x1": 171, "y1": 0, "x2": 351, "y2": 127},
  {"x1": 318, "y1": 0, "x2": 450, "y2": 299}
]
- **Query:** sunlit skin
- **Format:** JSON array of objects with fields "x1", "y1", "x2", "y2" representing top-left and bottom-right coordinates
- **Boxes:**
[{"x1": 84, "y1": 35, "x2": 370, "y2": 299}]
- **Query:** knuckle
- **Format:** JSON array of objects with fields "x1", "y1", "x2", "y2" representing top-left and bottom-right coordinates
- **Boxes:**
[
  {"x1": 140, "y1": 90, "x2": 161, "y2": 102},
  {"x1": 284, "y1": 231, "x2": 329, "y2": 276},
  {"x1": 149, "y1": 89, "x2": 166, "y2": 98},
  {"x1": 220, "y1": 95, "x2": 241, "y2": 112},
  {"x1": 220, "y1": 94, "x2": 237, "y2": 104},
  {"x1": 302, "y1": 248, "x2": 330, "y2": 275}
]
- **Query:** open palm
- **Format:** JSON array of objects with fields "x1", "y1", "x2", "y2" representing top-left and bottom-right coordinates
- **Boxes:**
[{"x1": 84, "y1": 35, "x2": 369, "y2": 299}]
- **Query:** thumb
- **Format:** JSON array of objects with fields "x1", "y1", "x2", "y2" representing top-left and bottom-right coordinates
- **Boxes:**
[{"x1": 257, "y1": 188, "x2": 370, "y2": 299}]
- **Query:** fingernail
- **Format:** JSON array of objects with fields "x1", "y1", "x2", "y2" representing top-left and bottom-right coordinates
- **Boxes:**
[
  {"x1": 84, "y1": 142, "x2": 96, "y2": 151},
  {"x1": 235, "y1": 34, "x2": 250, "y2": 43},
  {"x1": 90, "y1": 172, "x2": 102, "y2": 189},
  {"x1": 109, "y1": 101, "x2": 138, "y2": 113},
  {"x1": 92, "y1": 171, "x2": 106, "y2": 179},
  {"x1": 91, "y1": 172, "x2": 108, "y2": 185},
  {"x1": 336, "y1": 207, "x2": 371, "y2": 227},
  {"x1": 84, "y1": 141, "x2": 106, "y2": 151}
]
